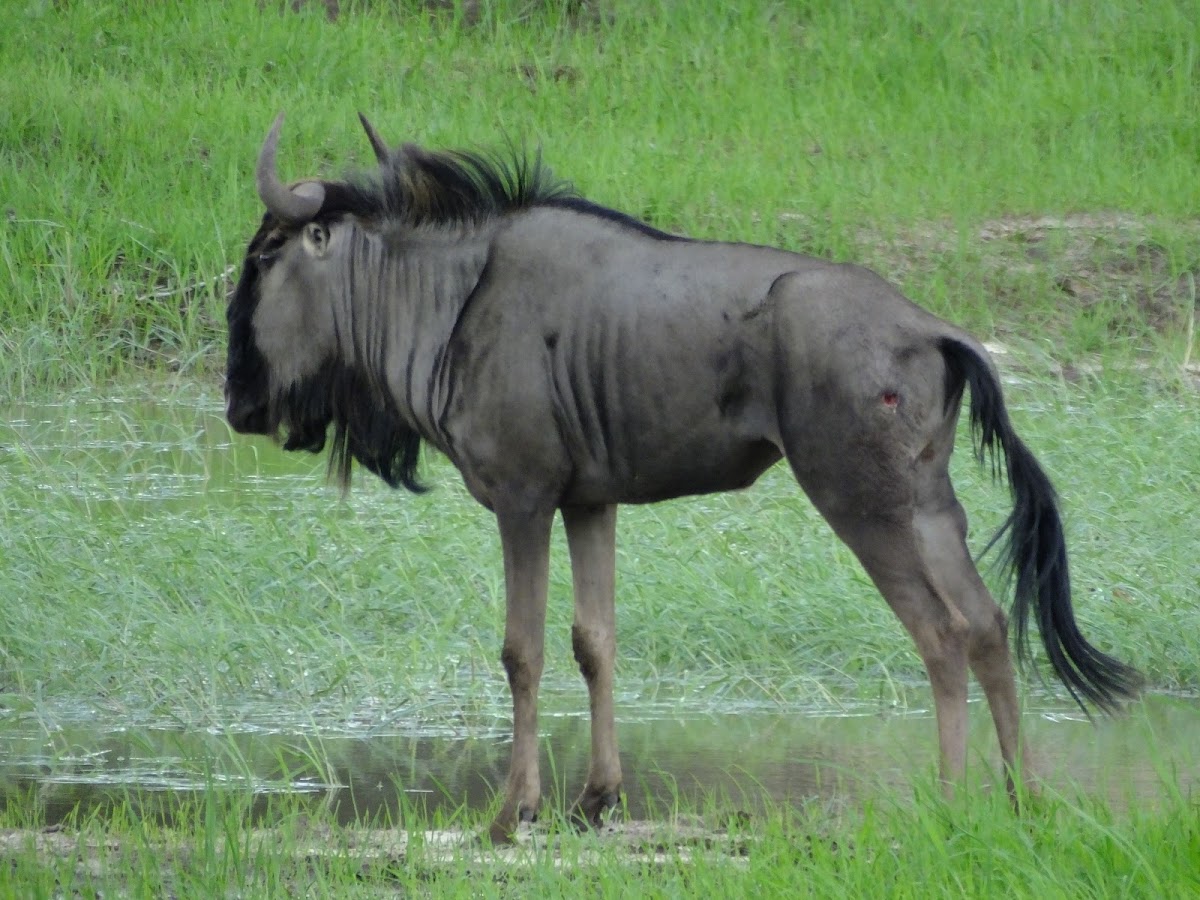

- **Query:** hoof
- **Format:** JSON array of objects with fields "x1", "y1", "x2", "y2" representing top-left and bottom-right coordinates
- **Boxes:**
[
  {"x1": 486, "y1": 804, "x2": 538, "y2": 846},
  {"x1": 486, "y1": 820, "x2": 516, "y2": 846},
  {"x1": 570, "y1": 788, "x2": 623, "y2": 831}
]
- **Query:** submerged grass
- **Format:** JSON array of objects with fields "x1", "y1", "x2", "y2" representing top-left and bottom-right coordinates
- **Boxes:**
[{"x1": 1, "y1": 368, "x2": 1197, "y2": 722}]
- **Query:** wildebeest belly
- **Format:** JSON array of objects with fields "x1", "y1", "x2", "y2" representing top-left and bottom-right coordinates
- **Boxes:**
[{"x1": 561, "y1": 435, "x2": 783, "y2": 505}]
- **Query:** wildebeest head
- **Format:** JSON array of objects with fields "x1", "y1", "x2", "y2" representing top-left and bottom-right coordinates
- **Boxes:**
[
  {"x1": 226, "y1": 114, "x2": 340, "y2": 449},
  {"x1": 225, "y1": 113, "x2": 572, "y2": 492},
  {"x1": 224, "y1": 113, "x2": 424, "y2": 490}
]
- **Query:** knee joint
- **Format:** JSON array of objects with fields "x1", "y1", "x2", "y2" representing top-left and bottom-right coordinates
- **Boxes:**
[
  {"x1": 571, "y1": 625, "x2": 602, "y2": 684},
  {"x1": 971, "y1": 607, "x2": 1009, "y2": 649},
  {"x1": 500, "y1": 644, "x2": 541, "y2": 691}
]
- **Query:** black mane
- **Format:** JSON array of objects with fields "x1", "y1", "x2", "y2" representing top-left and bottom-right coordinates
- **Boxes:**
[
  {"x1": 544, "y1": 196, "x2": 686, "y2": 242},
  {"x1": 314, "y1": 143, "x2": 685, "y2": 240},
  {"x1": 322, "y1": 143, "x2": 579, "y2": 227}
]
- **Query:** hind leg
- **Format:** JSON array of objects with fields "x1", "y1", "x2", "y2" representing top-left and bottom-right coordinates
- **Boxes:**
[
  {"x1": 826, "y1": 513, "x2": 974, "y2": 790},
  {"x1": 913, "y1": 500, "x2": 1031, "y2": 799},
  {"x1": 827, "y1": 498, "x2": 1030, "y2": 800}
]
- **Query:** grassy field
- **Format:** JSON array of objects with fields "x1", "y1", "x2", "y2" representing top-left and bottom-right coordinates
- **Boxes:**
[
  {"x1": 2, "y1": 373, "x2": 1198, "y2": 715},
  {"x1": 2, "y1": 0, "x2": 1197, "y2": 390},
  {"x1": 2, "y1": 783, "x2": 1198, "y2": 897},
  {"x1": 1, "y1": 0, "x2": 1198, "y2": 894}
]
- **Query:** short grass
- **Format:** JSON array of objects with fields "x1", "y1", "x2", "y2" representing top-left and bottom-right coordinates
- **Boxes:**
[
  {"x1": 1, "y1": 0, "x2": 1197, "y2": 390},
  {"x1": 1, "y1": 779, "x2": 1197, "y2": 897}
]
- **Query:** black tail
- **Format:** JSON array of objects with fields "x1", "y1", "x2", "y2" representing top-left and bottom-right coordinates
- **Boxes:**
[{"x1": 940, "y1": 338, "x2": 1141, "y2": 714}]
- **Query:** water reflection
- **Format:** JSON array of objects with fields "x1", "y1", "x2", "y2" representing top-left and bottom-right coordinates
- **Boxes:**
[{"x1": 2, "y1": 695, "x2": 1195, "y2": 826}]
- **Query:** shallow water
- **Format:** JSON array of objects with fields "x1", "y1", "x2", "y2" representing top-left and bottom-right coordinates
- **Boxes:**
[
  {"x1": 2, "y1": 383, "x2": 1197, "y2": 825},
  {"x1": 2, "y1": 693, "x2": 1197, "y2": 826}
]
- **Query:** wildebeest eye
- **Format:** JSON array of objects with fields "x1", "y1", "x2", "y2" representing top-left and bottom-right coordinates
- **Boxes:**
[{"x1": 256, "y1": 233, "x2": 288, "y2": 268}]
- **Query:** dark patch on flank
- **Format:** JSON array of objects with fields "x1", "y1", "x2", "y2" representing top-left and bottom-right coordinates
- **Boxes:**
[
  {"x1": 718, "y1": 384, "x2": 749, "y2": 418},
  {"x1": 590, "y1": 359, "x2": 612, "y2": 463}
]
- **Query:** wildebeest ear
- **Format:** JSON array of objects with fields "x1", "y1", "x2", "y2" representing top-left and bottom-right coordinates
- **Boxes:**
[{"x1": 303, "y1": 221, "x2": 330, "y2": 256}]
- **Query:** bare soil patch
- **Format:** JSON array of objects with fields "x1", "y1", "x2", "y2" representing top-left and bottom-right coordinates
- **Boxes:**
[{"x1": 857, "y1": 213, "x2": 1199, "y2": 334}]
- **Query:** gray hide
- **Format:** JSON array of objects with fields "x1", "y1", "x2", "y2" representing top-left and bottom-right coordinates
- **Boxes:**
[{"x1": 225, "y1": 114, "x2": 1139, "y2": 843}]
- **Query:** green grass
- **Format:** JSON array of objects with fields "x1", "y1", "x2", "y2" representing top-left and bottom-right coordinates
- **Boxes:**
[
  {"x1": 1, "y1": 779, "x2": 1197, "y2": 897},
  {"x1": 1, "y1": 0, "x2": 1198, "y2": 893},
  {"x1": 1, "y1": 368, "x2": 1195, "y2": 893},
  {"x1": 2, "y1": 371, "x2": 1197, "y2": 720},
  {"x1": 1, "y1": 0, "x2": 1197, "y2": 390}
]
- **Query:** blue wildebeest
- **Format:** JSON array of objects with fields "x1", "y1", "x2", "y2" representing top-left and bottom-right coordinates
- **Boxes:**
[{"x1": 224, "y1": 113, "x2": 1139, "y2": 842}]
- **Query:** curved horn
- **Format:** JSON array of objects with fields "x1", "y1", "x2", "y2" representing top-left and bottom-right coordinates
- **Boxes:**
[
  {"x1": 255, "y1": 112, "x2": 325, "y2": 224},
  {"x1": 357, "y1": 112, "x2": 391, "y2": 165}
]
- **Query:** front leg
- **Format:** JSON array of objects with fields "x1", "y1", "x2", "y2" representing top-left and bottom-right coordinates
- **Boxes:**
[
  {"x1": 562, "y1": 504, "x2": 623, "y2": 828},
  {"x1": 488, "y1": 503, "x2": 554, "y2": 845}
]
